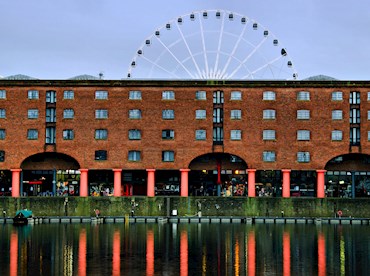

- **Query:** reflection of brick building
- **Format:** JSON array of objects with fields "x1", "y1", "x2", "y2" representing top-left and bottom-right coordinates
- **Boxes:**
[{"x1": 0, "y1": 79, "x2": 369, "y2": 198}]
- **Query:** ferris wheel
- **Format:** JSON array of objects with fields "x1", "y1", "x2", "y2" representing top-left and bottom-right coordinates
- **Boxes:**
[{"x1": 127, "y1": 9, "x2": 298, "y2": 80}]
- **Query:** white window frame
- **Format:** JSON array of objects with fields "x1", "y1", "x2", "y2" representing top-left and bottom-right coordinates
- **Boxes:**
[
  {"x1": 0, "y1": 109, "x2": 5, "y2": 119},
  {"x1": 230, "y1": 91, "x2": 242, "y2": 100},
  {"x1": 95, "y1": 109, "x2": 108, "y2": 119},
  {"x1": 162, "y1": 129, "x2": 174, "y2": 140},
  {"x1": 162, "y1": 90, "x2": 175, "y2": 100},
  {"x1": 263, "y1": 109, "x2": 276, "y2": 119},
  {"x1": 368, "y1": 110, "x2": 370, "y2": 120},
  {"x1": 63, "y1": 90, "x2": 74, "y2": 99},
  {"x1": 195, "y1": 110, "x2": 206, "y2": 119},
  {"x1": 162, "y1": 151, "x2": 174, "y2": 162},
  {"x1": 332, "y1": 130, "x2": 343, "y2": 141},
  {"x1": 332, "y1": 110, "x2": 343, "y2": 120},
  {"x1": 263, "y1": 151, "x2": 276, "y2": 162},
  {"x1": 95, "y1": 90, "x2": 108, "y2": 100},
  {"x1": 63, "y1": 129, "x2": 74, "y2": 140},
  {"x1": 230, "y1": 130, "x2": 242, "y2": 140},
  {"x1": 230, "y1": 110, "x2": 241, "y2": 120},
  {"x1": 297, "y1": 130, "x2": 310, "y2": 141},
  {"x1": 63, "y1": 109, "x2": 74, "y2": 119},
  {"x1": 95, "y1": 129, "x2": 108, "y2": 140},
  {"x1": 129, "y1": 129, "x2": 141, "y2": 140},
  {"x1": 0, "y1": 129, "x2": 5, "y2": 140},
  {"x1": 297, "y1": 110, "x2": 310, "y2": 120},
  {"x1": 28, "y1": 90, "x2": 39, "y2": 99},
  {"x1": 367, "y1": 92, "x2": 370, "y2": 101},
  {"x1": 368, "y1": 131, "x2": 370, "y2": 141},
  {"x1": 297, "y1": 91, "x2": 310, "y2": 101},
  {"x1": 263, "y1": 91, "x2": 276, "y2": 101},
  {"x1": 195, "y1": 130, "x2": 206, "y2": 140},
  {"x1": 28, "y1": 109, "x2": 39, "y2": 119},
  {"x1": 0, "y1": 90, "x2": 6, "y2": 99},
  {"x1": 129, "y1": 109, "x2": 142, "y2": 119},
  {"x1": 332, "y1": 91, "x2": 343, "y2": 101},
  {"x1": 195, "y1": 91, "x2": 206, "y2": 100},
  {"x1": 297, "y1": 152, "x2": 310, "y2": 163},
  {"x1": 46, "y1": 90, "x2": 56, "y2": 103},
  {"x1": 27, "y1": 129, "x2": 38, "y2": 140},
  {"x1": 162, "y1": 109, "x2": 174, "y2": 119},
  {"x1": 263, "y1": 130, "x2": 276, "y2": 140},
  {"x1": 129, "y1": 90, "x2": 142, "y2": 100},
  {"x1": 128, "y1": 150, "x2": 141, "y2": 161}
]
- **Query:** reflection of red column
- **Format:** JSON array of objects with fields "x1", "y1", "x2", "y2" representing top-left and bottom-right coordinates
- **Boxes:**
[
  {"x1": 316, "y1": 170, "x2": 326, "y2": 198},
  {"x1": 247, "y1": 169, "x2": 256, "y2": 197},
  {"x1": 180, "y1": 230, "x2": 188, "y2": 276},
  {"x1": 113, "y1": 230, "x2": 120, "y2": 276},
  {"x1": 146, "y1": 230, "x2": 154, "y2": 276},
  {"x1": 146, "y1": 169, "x2": 156, "y2": 197},
  {"x1": 79, "y1": 169, "x2": 89, "y2": 197},
  {"x1": 247, "y1": 231, "x2": 256, "y2": 276},
  {"x1": 282, "y1": 169, "x2": 291, "y2": 198},
  {"x1": 216, "y1": 160, "x2": 222, "y2": 184},
  {"x1": 11, "y1": 169, "x2": 21, "y2": 197},
  {"x1": 113, "y1": 169, "x2": 122, "y2": 197},
  {"x1": 10, "y1": 231, "x2": 18, "y2": 276},
  {"x1": 180, "y1": 169, "x2": 190, "y2": 197},
  {"x1": 283, "y1": 231, "x2": 291, "y2": 276},
  {"x1": 318, "y1": 232, "x2": 326, "y2": 276},
  {"x1": 78, "y1": 229, "x2": 86, "y2": 276}
]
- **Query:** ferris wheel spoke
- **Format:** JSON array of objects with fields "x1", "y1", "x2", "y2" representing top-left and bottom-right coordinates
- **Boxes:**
[
  {"x1": 140, "y1": 55, "x2": 182, "y2": 79},
  {"x1": 198, "y1": 16, "x2": 210, "y2": 78},
  {"x1": 214, "y1": 12, "x2": 226, "y2": 77},
  {"x1": 242, "y1": 54, "x2": 284, "y2": 79}
]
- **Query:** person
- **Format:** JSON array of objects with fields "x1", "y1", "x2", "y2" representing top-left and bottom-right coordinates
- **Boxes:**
[{"x1": 94, "y1": 209, "x2": 100, "y2": 217}]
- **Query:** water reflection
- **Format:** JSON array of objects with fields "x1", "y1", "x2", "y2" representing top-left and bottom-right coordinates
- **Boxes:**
[{"x1": 0, "y1": 223, "x2": 369, "y2": 275}]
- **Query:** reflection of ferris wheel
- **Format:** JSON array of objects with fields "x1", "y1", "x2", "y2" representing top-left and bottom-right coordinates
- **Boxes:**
[{"x1": 127, "y1": 10, "x2": 298, "y2": 80}]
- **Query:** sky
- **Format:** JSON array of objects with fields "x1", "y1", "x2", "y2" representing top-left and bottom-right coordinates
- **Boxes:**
[{"x1": 0, "y1": 0, "x2": 370, "y2": 80}]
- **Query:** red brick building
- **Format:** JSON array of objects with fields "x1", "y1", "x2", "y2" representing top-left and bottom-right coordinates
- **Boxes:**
[{"x1": 0, "y1": 78, "x2": 369, "y2": 198}]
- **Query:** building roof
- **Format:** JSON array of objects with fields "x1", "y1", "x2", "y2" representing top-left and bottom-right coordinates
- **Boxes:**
[
  {"x1": 68, "y1": 74, "x2": 100, "y2": 80},
  {"x1": 3, "y1": 74, "x2": 38, "y2": 80},
  {"x1": 303, "y1": 75, "x2": 338, "y2": 81}
]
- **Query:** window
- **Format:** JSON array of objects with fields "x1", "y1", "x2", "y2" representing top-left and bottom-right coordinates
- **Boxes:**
[
  {"x1": 213, "y1": 127, "x2": 223, "y2": 143},
  {"x1": 129, "y1": 90, "x2": 142, "y2": 100},
  {"x1": 162, "y1": 109, "x2": 174, "y2": 119},
  {"x1": 28, "y1": 90, "x2": 39, "y2": 99},
  {"x1": 368, "y1": 110, "x2": 370, "y2": 120},
  {"x1": 297, "y1": 130, "x2": 310, "y2": 141},
  {"x1": 63, "y1": 90, "x2": 74, "y2": 99},
  {"x1": 230, "y1": 110, "x2": 241, "y2": 120},
  {"x1": 297, "y1": 152, "x2": 310, "y2": 163},
  {"x1": 263, "y1": 109, "x2": 276, "y2": 119},
  {"x1": 332, "y1": 110, "x2": 343, "y2": 120},
  {"x1": 297, "y1": 91, "x2": 310, "y2": 101},
  {"x1": 332, "y1": 130, "x2": 343, "y2": 141},
  {"x1": 195, "y1": 91, "x2": 206, "y2": 100},
  {"x1": 0, "y1": 129, "x2": 5, "y2": 140},
  {"x1": 350, "y1": 91, "x2": 360, "y2": 104},
  {"x1": 0, "y1": 90, "x2": 6, "y2": 99},
  {"x1": 28, "y1": 109, "x2": 39, "y2": 119},
  {"x1": 350, "y1": 109, "x2": 360, "y2": 123},
  {"x1": 263, "y1": 130, "x2": 276, "y2": 140},
  {"x1": 213, "y1": 108, "x2": 223, "y2": 123},
  {"x1": 195, "y1": 130, "x2": 206, "y2": 140},
  {"x1": 129, "y1": 109, "x2": 142, "y2": 119},
  {"x1": 46, "y1": 90, "x2": 56, "y2": 103},
  {"x1": 263, "y1": 91, "x2": 276, "y2": 100},
  {"x1": 350, "y1": 127, "x2": 360, "y2": 145},
  {"x1": 27, "y1": 129, "x2": 38, "y2": 140},
  {"x1": 95, "y1": 150, "x2": 107, "y2": 161},
  {"x1": 213, "y1": 91, "x2": 224, "y2": 104},
  {"x1": 95, "y1": 109, "x2": 108, "y2": 119},
  {"x1": 297, "y1": 110, "x2": 310, "y2": 120},
  {"x1": 0, "y1": 150, "x2": 4, "y2": 162},
  {"x1": 162, "y1": 151, "x2": 174, "y2": 162},
  {"x1": 95, "y1": 129, "x2": 108, "y2": 140},
  {"x1": 368, "y1": 131, "x2": 370, "y2": 141},
  {"x1": 368, "y1": 92, "x2": 370, "y2": 101},
  {"x1": 128, "y1": 151, "x2": 141, "y2": 161},
  {"x1": 63, "y1": 129, "x2": 74, "y2": 140},
  {"x1": 230, "y1": 91, "x2": 242, "y2": 100},
  {"x1": 95, "y1": 90, "x2": 108, "y2": 100},
  {"x1": 129, "y1": 129, "x2": 141, "y2": 140},
  {"x1": 263, "y1": 151, "x2": 276, "y2": 162},
  {"x1": 162, "y1": 129, "x2": 174, "y2": 140},
  {"x1": 63, "y1": 109, "x2": 74, "y2": 119},
  {"x1": 0, "y1": 109, "x2": 5, "y2": 118},
  {"x1": 230, "y1": 130, "x2": 242, "y2": 140},
  {"x1": 195, "y1": 110, "x2": 206, "y2": 119},
  {"x1": 46, "y1": 108, "x2": 56, "y2": 122},
  {"x1": 162, "y1": 90, "x2": 175, "y2": 100},
  {"x1": 45, "y1": 127, "x2": 56, "y2": 144},
  {"x1": 332, "y1": 91, "x2": 343, "y2": 101}
]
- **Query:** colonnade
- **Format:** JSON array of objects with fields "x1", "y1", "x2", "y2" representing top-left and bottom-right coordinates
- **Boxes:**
[{"x1": 10, "y1": 168, "x2": 326, "y2": 198}]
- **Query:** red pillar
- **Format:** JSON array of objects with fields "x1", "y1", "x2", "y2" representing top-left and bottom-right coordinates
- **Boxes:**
[
  {"x1": 282, "y1": 169, "x2": 291, "y2": 198},
  {"x1": 113, "y1": 169, "x2": 122, "y2": 197},
  {"x1": 11, "y1": 169, "x2": 21, "y2": 197},
  {"x1": 146, "y1": 169, "x2": 155, "y2": 197},
  {"x1": 180, "y1": 169, "x2": 190, "y2": 197},
  {"x1": 247, "y1": 169, "x2": 256, "y2": 197},
  {"x1": 316, "y1": 170, "x2": 326, "y2": 198},
  {"x1": 79, "y1": 169, "x2": 89, "y2": 197}
]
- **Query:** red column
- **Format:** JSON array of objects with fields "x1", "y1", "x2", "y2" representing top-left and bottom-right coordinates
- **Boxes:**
[
  {"x1": 11, "y1": 169, "x2": 21, "y2": 197},
  {"x1": 282, "y1": 169, "x2": 291, "y2": 198},
  {"x1": 113, "y1": 169, "x2": 122, "y2": 197},
  {"x1": 247, "y1": 169, "x2": 256, "y2": 197},
  {"x1": 180, "y1": 169, "x2": 190, "y2": 197},
  {"x1": 316, "y1": 170, "x2": 326, "y2": 198},
  {"x1": 146, "y1": 169, "x2": 155, "y2": 197},
  {"x1": 79, "y1": 169, "x2": 89, "y2": 197}
]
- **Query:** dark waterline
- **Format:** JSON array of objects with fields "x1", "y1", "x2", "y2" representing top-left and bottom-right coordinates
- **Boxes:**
[{"x1": 0, "y1": 222, "x2": 369, "y2": 275}]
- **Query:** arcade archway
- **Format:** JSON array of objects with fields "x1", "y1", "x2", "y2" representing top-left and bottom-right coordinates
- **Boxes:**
[{"x1": 325, "y1": 153, "x2": 370, "y2": 198}]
